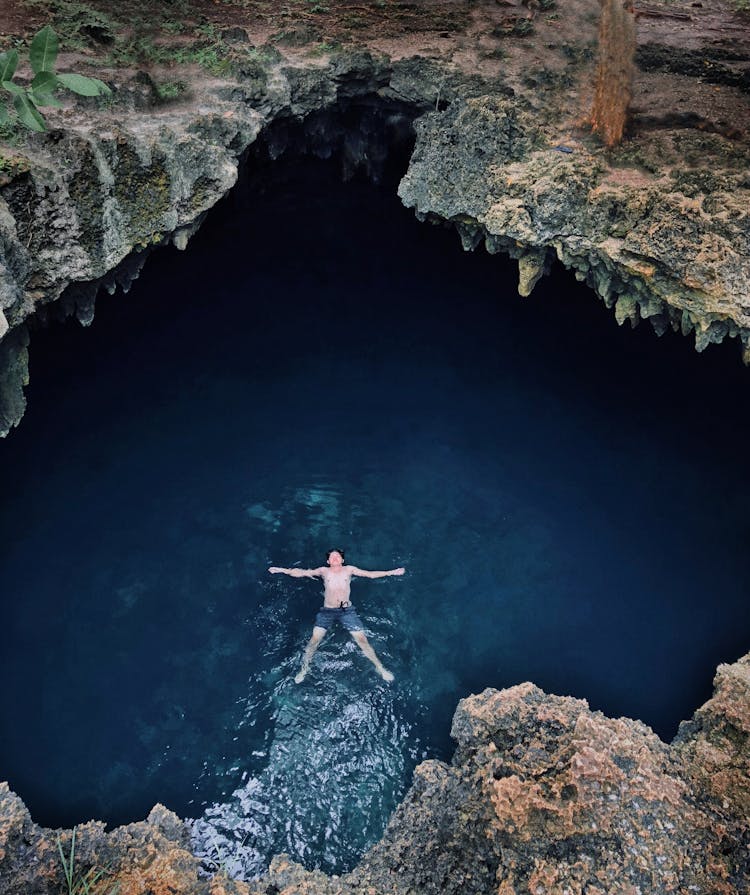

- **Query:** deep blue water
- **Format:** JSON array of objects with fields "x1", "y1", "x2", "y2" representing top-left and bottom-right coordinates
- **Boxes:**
[{"x1": 1, "y1": 152, "x2": 749, "y2": 878}]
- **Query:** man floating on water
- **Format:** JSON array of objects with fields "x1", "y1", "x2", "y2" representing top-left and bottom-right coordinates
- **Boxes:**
[{"x1": 268, "y1": 549, "x2": 405, "y2": 684}]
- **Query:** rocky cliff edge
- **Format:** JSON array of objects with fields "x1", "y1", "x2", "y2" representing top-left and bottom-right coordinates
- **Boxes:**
[{"x1": 1, "y1": 652, "x2": 748, "y2": 894}]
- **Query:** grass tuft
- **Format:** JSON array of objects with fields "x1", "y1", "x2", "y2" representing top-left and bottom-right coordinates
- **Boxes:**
[{"x1": 57, "y1": 827, "x2": 120, "y2": 895}]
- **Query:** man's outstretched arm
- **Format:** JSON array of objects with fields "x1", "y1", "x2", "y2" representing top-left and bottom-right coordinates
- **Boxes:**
[
  {"x1": 268, "y1": 566, "x2": 323, "y2": 578},
  {"x1": 349, "y1": 566, "x2": 405, "y2": 579}
]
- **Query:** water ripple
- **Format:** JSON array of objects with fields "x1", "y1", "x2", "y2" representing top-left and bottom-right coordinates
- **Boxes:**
[{"x1": 188, "y1": 644, "x2": 413, "y2": 879}]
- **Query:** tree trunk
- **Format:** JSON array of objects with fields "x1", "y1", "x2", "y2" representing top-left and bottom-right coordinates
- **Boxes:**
[{"x1": 590, "y1": 0, "x2": 636, "y2": 148}]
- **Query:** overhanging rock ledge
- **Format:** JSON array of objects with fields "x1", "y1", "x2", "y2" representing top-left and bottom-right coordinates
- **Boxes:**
[{"x1": 0, "y1": 4, "x2": 748, "y2": 434}]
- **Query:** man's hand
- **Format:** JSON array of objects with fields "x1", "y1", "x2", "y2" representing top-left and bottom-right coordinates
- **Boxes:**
[
  {"x1": 392, "y1": 568, "x2": 405, "y2": 576},
  {"x1": 268, "y1": 567, "x2": 284, "y2": 574}
]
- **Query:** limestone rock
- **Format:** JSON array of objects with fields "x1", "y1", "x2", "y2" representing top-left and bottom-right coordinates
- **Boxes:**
[
  {"x1": 0, "y1": 53, "x2": 429, "y2": 435},
  {"x1": 335, "y1": 667, "x2": 749, "y2": 895},
  {"x1": 0, "y1": 325, "x2": 28, "y2": 435},
  {"x1": 0, "y1": 783, "x2": 229, "y2": 895},
  {"x1": 517, "y1": 248, "x2": 550, "y2": 297},
  {"x1": 673, "y1": 653, "x2": 750, "y2": 819},
  {"x1": 398, "y1": 95, "x2": 750, "y2": 358},
  {"x1": 0, "y1": 23, "x2": 749, "y2": 434}
]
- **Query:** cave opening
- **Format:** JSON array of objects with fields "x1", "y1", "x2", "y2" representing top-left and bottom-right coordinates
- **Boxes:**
[{"x1": 1, "y1": 100, "x2": 749, "y2": 880}]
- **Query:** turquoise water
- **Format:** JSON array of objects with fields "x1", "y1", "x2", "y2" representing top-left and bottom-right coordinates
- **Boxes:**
[{"x1": 1, "y1": 153, "x2": 748, "y2": 879}]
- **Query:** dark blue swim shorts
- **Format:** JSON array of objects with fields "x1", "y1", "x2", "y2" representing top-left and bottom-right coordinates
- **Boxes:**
[{"x1": 314, "y1": 605, "x2": 364, "y2": 632}]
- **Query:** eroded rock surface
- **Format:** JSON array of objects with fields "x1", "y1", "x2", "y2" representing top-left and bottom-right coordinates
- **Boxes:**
[
  {"x1": 342, "y1": 677, "x2": 749, "y2": 895},
  {"x1": 1, "y1": 653, "x2": 748, "y2": 894},
  {"x1": 0, "y1": 50, "x2": 422, "y2": 434},
  {"x1": 0, "y1": 0, "x2": 748, "y2": 434},
  {"x1": 674, "y1": 653, "x2": 750, "y2": 821},
  {"x1": 399, "y1": 96, "x2": 750, "y2": 361}
]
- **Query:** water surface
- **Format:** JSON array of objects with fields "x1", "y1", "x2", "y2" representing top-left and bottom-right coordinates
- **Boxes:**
[{"x1": 1, "y1": 154, "x2": 748, "y2": 878}]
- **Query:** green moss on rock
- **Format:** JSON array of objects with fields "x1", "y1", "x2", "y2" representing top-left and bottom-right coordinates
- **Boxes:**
[
  {"x1": 111, "y1": 141, "x2": 172, "y2": 248},
  {"x1": 66, "y1": 143, "x2": 107, "y2": 257}
]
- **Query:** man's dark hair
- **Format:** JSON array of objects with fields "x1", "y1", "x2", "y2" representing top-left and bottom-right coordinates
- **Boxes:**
[{"x1": 327, "y1": 548, "x2": 346, "y2": 562}]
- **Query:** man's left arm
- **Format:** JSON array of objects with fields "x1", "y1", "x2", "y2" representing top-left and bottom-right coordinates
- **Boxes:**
[{"x1": 349, "y1": 566, "x2": 405, "y2": 579}]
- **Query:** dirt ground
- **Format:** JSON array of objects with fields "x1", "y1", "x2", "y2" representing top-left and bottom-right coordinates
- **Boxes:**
[{"x1": 0, "y1": 0, "x2": 747, "y2": 144}]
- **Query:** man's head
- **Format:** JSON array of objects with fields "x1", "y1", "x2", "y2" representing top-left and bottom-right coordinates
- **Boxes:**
[{"x1": 326, "y1": 548, "x2": 345, "y2": 567}]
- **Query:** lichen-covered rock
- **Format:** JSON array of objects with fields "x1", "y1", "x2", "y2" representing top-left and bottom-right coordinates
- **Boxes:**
[
  {"x1": 398, "y1": 96, "x2": 750, "y2": 362},
  {"x1": 0, "y1": 325, "x2": 29, "y2": 436},
  {"x1": 673, "y1": 653, "x2": 750, "y2": 819},
  {"x1": 0, "y1": 784, "x2": 223, "y2": 895}
]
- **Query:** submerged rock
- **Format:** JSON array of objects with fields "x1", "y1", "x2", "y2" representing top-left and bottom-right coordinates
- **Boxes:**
[{"x1": 1, "y1": 653, "x2": 748, "y2": 893}]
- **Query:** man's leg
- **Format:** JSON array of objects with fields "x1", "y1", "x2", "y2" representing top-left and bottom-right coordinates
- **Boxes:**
[
  {"x1": 351, "y1": 630, "x2": 394, "y2": 682},
  {"x1": 295, "y1": 626, "x2": 327, "y2": 683}
]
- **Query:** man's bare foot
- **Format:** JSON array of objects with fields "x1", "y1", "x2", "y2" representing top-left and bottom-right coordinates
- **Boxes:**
[
  {"x1": 377, "y1": 666, "x2": 395, "y2": 683},
  {"x1": 294, "y1": 667, "x2": 308, "y2": 684}
]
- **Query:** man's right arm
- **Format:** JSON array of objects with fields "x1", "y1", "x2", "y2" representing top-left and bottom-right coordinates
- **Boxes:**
[{"x1": 268, "y1": 567, "x2": 322, "y2": 578}]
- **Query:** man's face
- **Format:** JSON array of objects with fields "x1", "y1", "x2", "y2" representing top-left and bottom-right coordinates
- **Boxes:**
[{"x1": 328, "y1": 551, "x2": 343, "y2": 567}]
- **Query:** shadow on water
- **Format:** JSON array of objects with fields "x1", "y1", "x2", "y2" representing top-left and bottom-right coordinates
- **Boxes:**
[{"x1": 1, "y1": 146, "x2": 749, "y2": 877}]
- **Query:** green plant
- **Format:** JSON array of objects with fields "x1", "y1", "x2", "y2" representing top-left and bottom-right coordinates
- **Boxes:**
[
  {"x1": 155, "y1": 79, "x2": 186, "y2": 101},
  {"x1": 0, "y1": 25, "x2": 111, "y2": 132},
  {"x1": 112, "y1": 32, "x2": 234, "y2": 76},
  {"x1": 0, "y1": 149, "x2": 29, "y2": 174},
  {"x1": 512, "y1": 17, "x2": 534, "y2": 36},
  {"x1": 194, "y1": 21, "x2": 222, "y2": 40},
  {"x1": 206, "y1": 834, "x2": 232, "y2": 878},
  {"x1": 482, "y1": 46, "x2": 507, "y2": 60},
  {"x1": 162, "y1": 20, "x2": 188, "y2": 35},
  {"x1": 25, "y1": 0, "x2": 120, "y2": 49},
  {"x1": 0, "y1": 119, "x2": 18, "y2": 143},
  {"x1": 57, "y1": 827, "x2": 120, "y2": 895},
  {"x1": 493, "y1": 16, "x2": 534, "y2": 38},
  {"x1": 308, "y1": 39, "x2": 341, "y2": 56}
]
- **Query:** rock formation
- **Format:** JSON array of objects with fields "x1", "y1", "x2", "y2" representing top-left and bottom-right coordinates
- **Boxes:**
[
  {"x1": 1, "y1": 652, "x2": 748, "y2": 893},
  {"x1": 0, "y1": 1, "x2": 749, "y2": 891},
  {"x1": 0, "y1": 0, "x2": 748, "y2": 435}
]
